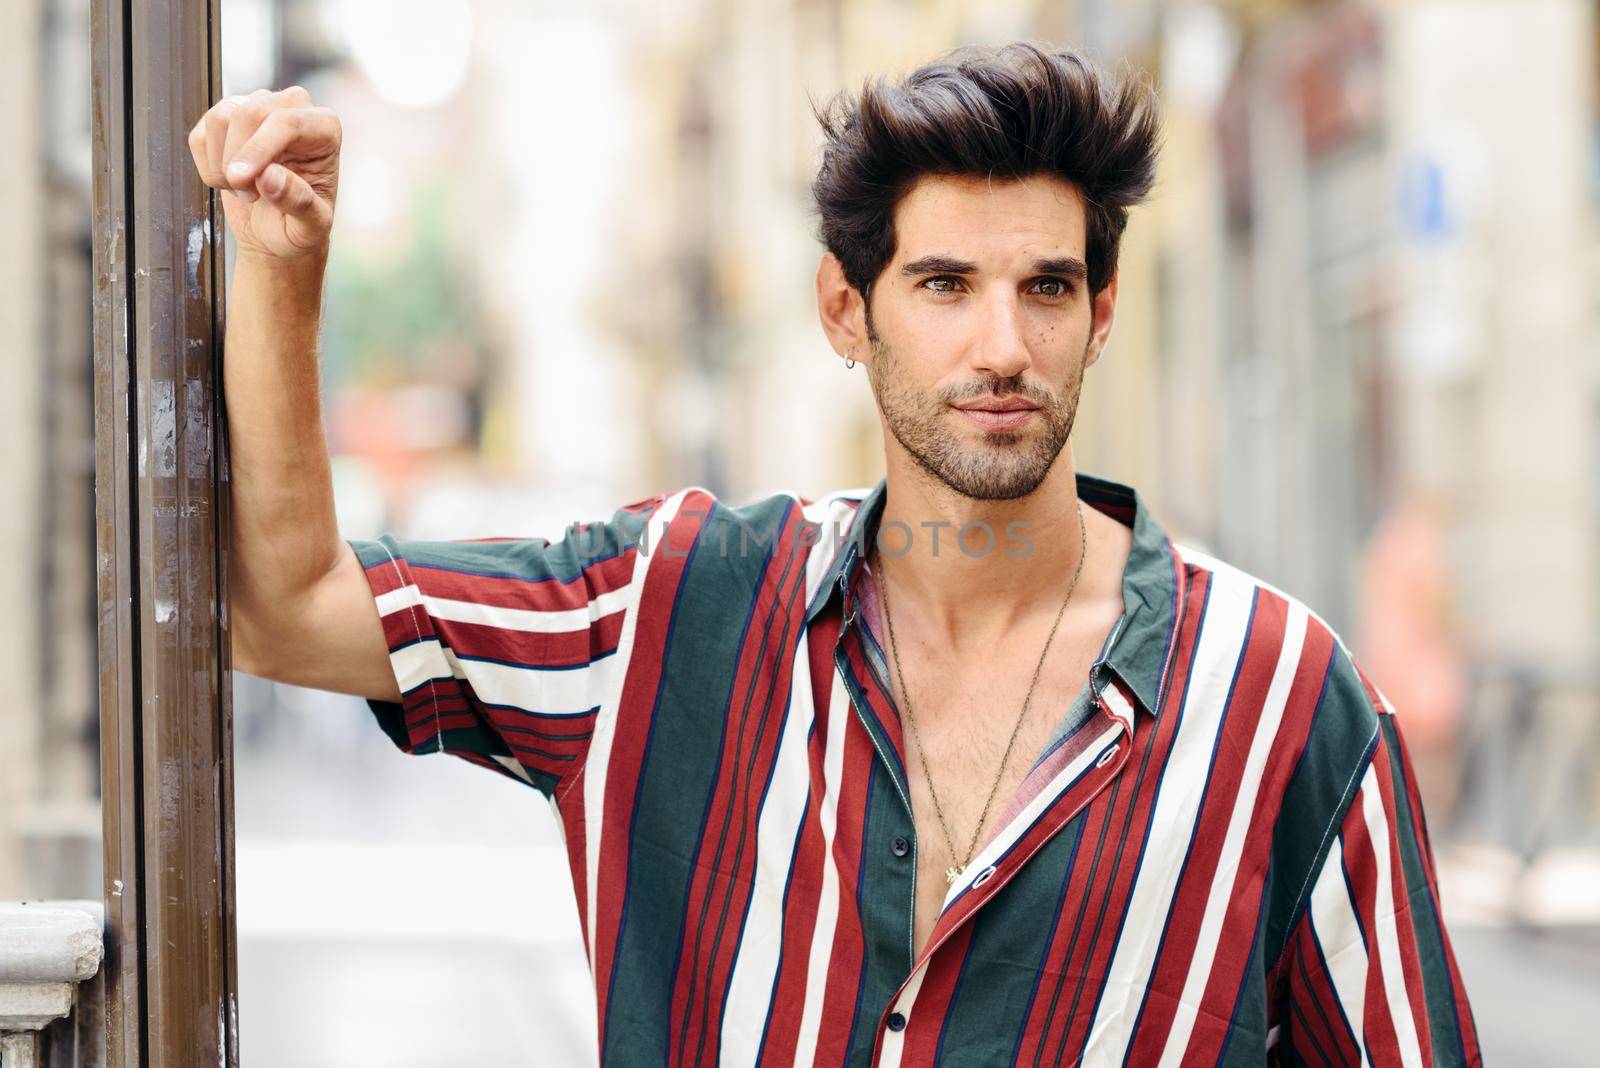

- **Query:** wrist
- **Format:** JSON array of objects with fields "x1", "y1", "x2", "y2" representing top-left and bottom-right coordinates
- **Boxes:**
[{"x1": 234, "y1": 246, "x2": 329, "y2": 281}]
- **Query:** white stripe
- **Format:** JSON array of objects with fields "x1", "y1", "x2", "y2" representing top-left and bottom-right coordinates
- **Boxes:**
[
  {"x1": 791, "y1": 669, "x2": 850, "y2": 1068},
  {"x1": 373, "y1": 563, "x2": 634, "y2": 632},
  {"x1": 719, "y1": 639, "x2": 817, "y2": 1066},
  {"x1": 1310, "y1": 836, "x2": 1370, "y2": 1067},
  {"x1": 490, "y1": 753, "x2": 535, "y2": 784},
  {"x1": 801, "y1": 488, "x2": 873, "y2": 606},
  {"x1": 575, "y1": 488, "x2": 691, "y2": 965},
  {"x1": 443, "y1": 644, "x2": 619, "y2": 715},
  {"x1": 876, "y1": 960, "x2": 930, "y2": 1068},
  {"x1": 1177, "y1": 543, "x2": 1351, "y2": 658},
  {"x1": 1157, "y1": 602, "x2": 1309, "y2": 1066},
  {"x1": 389, "y1": 636, "x2": 455, "y2": 696},
  {"x1": 941, "y1": 722, "x2": 1123, "y2": 910},
  {"x1": 388, "y1": 636, "x2": 621, "y2": 716},
  {"x1": 1085, "y1": 570, "x2": 1256, "y2": 1060},
  {"x1": 1101, "y1": 678, "x2": 1136, "y2": 730},
  {"x1": 1360, "y1": 773, "x2": 1425, "y2": 1068}
]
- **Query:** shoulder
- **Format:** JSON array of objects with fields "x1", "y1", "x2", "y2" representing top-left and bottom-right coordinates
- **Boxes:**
[
  {"x1": 636, "y1": 484, "x2": 876, "y2": 583},
  {"x1": 1169, "y1": 539, "x2": 1384, "y2": 791},
  {"x1": 1169, "y1": 544, "x2": 1402, "y2": 945}
]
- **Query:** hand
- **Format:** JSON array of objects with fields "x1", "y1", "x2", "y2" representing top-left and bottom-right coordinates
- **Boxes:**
[{"x1": 188, "y1": 86, "x2": 341, "y2": 265}]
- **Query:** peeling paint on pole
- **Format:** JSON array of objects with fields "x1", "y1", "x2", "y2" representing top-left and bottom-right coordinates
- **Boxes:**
[{"x1": 91, "y1": 0, "x2": 238, "y2": 1063}]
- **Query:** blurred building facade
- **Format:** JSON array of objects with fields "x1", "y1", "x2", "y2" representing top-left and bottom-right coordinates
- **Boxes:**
[{"x1": 0, "y1": 0, "x2": 100, "y2": 902}]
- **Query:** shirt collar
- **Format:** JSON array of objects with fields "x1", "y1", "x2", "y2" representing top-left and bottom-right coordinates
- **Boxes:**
[{"x1": 803, "y1": 471, "x2": 1179, "y2": 718}]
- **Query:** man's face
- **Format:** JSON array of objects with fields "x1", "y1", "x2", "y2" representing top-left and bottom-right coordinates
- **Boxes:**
[{"x1": 860, "y1": 174, "x2": 1113, "y2": 501}]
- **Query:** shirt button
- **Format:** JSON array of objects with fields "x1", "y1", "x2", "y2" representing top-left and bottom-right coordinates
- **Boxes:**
[
  {"x1": 886, "y1": 1012, "x2": 907, "y2": 1032},
  {"x1": 891, "y1": 835, "x2": 910, "y2": 857}
]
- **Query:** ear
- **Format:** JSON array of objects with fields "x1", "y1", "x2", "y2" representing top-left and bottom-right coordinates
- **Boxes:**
[
  {"x1": 816, "y1": 252, "x2": 870, "y2": 365},
  {"x1": 1083, "y1": 269, "x2": 1119, "y2": 369}
]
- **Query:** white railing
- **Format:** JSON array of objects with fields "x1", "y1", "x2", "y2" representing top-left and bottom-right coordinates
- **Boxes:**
[{"x1": 0, "y1": 902, "x2": 103, "y2": 1068}]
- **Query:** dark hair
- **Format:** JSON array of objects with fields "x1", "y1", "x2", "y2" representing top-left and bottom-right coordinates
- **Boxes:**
[{"x1": 810, "y1": 42, "x2": 1160, "y2": 299}]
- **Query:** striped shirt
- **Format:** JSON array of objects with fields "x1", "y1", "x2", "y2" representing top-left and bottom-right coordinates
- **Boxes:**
[{"x1": 350, "y1": 472, "x2": 1480, "y2": 1066}]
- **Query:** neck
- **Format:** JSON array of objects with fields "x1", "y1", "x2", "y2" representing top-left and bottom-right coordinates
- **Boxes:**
[{"x1": 872, "y1": 445, "x2": 1095, "y2": 651}]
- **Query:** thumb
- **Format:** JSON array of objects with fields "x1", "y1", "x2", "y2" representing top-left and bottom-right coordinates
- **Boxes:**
[
  {"x1": 259, "y1": 161, "x2": 328, "y2": 217},
  {"x1": 258, "y1": 162, "x2": 332, "y2": 243}
]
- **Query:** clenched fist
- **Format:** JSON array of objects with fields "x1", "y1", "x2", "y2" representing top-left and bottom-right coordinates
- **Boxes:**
[{"x1": 188, "y1": 85, "x2": 341, "y2": 264}]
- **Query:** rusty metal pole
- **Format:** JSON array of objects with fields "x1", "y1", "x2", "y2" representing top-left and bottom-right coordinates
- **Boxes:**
[{"x1": 90, "y1": 0, "x2": 238, "y2": 1061}]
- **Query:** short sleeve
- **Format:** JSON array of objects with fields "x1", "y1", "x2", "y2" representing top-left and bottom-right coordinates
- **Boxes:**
[
  {"x1": 1275, "y1": 707, "x2": 1481, "y2": 1066},
  {"x1": 347, "y1": 490, "x2": 677, "y2": 800}
]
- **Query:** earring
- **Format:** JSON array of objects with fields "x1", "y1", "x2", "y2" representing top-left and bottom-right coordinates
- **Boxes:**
[{"x1": 844, "y1": 349, "x2": 857, "y2": 369}]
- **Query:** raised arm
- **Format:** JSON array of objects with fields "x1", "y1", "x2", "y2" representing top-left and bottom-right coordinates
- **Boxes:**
[{"x1": 187, "y1": 86, "x2": 398, "y2": 701}]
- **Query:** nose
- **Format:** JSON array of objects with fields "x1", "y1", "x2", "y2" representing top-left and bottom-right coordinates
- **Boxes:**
[{"x1": 968, "y1": 288, "x2": 1032, "y2": 381}]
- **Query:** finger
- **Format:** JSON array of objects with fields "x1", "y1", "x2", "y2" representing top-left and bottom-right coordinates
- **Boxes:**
[
  {"x1": 226, "y1": 108, "x2": 340, "y2": 193},
  {"x1": 201, "y1": 96, "x2": 248, "y2": 189},
  {"x1": 218, "y1": 91, "x2": 278, "y2": 198},
  {"x1": 257, "y1": 163, "x2": 332, "y2": 243},
  {"x1": 188, "y1": 94, "x2": 246, "y2": 188}
]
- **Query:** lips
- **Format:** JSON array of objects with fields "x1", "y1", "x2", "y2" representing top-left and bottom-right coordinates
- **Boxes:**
[
  {"x1": 953, "y1": 398, "x2": 1038, "y2": 413},
  {"x1": 952, "y1": 400, "x2": 1039, "y2": 431}
]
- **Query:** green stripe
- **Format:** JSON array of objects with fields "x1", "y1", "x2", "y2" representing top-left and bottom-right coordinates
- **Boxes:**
[
  {"x1": 1378, "y1": 714, "x2": 1464, "y2": 1066},
  {"x1": 349, "y1": 499, "x2": 657, "y2": 584},
  {"x1": 601, "y1": 493, "x2": 797, "y2": 1056},
  {"x1": 844, "y1": 761, "x2": 918, "y2": 1067},
  {"x1": 1265, "y1": 644, "x2": 1379, "y2": 968},
  {"x1": 1216, "y1": 899, "x2": 1272, "y2": 1065},
  {"x1": 936, "y1": 818, "x2": 1087, "y2": 1064}
]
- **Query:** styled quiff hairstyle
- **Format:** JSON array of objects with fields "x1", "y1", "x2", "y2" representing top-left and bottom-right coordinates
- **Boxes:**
[{"x1": 811, "y1": 42, "x2": 1160, "y2": 300}]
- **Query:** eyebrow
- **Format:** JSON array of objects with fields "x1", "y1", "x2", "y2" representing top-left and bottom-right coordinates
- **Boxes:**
[{"x1": 899, "y1": 254, "x2": 1088, "y2": 282}]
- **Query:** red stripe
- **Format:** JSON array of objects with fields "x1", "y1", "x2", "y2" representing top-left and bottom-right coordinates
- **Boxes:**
[
  {"x1": 1382, "y1": 708, "x2": 1482, "y2": 1062},
  {"x1": 810, "y1": 709, "x2": 877, "y2": 1067},
  {"x1": 1126, "y1": 589, "x2": 1289, "y2": 1059},
  {"x1": 890, "y1": 925, "x2": 974, "y2": 1064},
  {"x1": 1367, "y1": 731, "x2": 1435, "y2": 1066},
  {"x1": 1287, "y1": 916, "x2": 1360, "y2": 1066},
  {"x1": 1181, "y1": 616, "x2": 1339, "y2": 1060},
  {"x1": 419, "y1": 610, "x2": 627, "y2": 670},
  {"x1": 1014, "y1": 554, "x2": 1193, "y2": 1063},
  {"x1": 1015, "y1": 769, "x2": 1123, "y2": 1063},
  {"x1": 1337, "y1": 783, "x2": 1404, "y2": 1065},
  {"x1": 1053, "y1": 565, "x2": 1211, "y2": 1062},
  {"x1": 590, "y1": 493, "x2": 713, "y2": 1059},
  {"x1": 758, "y1": 615, "x2": 848, "y2": 1064}
]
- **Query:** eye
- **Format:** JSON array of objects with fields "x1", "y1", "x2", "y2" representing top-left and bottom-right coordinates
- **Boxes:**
[
  {"x1": 1031, "y1": 277, "x2": 1073, "y2": 299},
  {"x1": 919, "y1": 275, "x2": 964, "y2": 295}
]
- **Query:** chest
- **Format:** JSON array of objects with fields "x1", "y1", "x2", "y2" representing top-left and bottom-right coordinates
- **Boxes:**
[{"x1": 858, "y1": 629, "x2": 1101, "y2": 956}]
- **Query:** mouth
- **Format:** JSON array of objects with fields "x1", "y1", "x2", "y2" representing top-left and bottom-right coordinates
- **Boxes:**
[{"x1": 951, "y1": 398, "x2": 1039, "y2": 432}]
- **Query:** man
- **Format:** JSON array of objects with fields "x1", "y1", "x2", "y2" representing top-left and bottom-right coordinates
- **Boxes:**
[{"x1": 189, "y1": 42, "x2": 1478, "y2": 1067}]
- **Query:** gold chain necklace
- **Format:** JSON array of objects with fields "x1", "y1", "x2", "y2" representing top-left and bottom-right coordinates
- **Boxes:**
[{"x1": 872, "y1": 498, "x2": 1088, "y2": 885}]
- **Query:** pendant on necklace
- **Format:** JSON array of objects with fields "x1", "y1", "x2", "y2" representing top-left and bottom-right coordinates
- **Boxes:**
[{"x1": 945, "y1": 865, "x2": 964, "y2": 886}]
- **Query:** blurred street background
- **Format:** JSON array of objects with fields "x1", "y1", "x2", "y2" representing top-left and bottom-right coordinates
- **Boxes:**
[{"x1": 3, "y1": 0, "x2": 1598, "y2": 1063}]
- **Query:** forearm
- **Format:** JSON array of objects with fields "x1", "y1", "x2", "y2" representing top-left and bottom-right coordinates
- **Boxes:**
[{"x1": 224, "y1": 249, "x2": 343, "y2": 641}]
